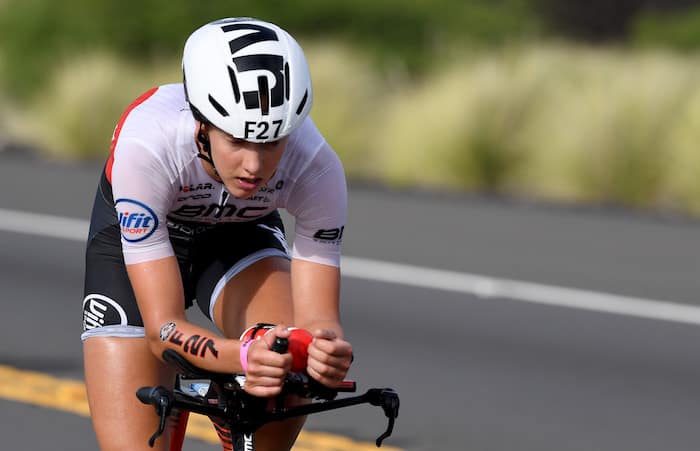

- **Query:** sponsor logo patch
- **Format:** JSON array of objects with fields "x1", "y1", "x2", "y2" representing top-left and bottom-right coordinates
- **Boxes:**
[
  {"x1": 180, "y1": 183, "x2": 214, "y2": 193},
  {"x1": 159, "y1": 322, "x2": 177, "y2": 341},
  {"x1": 171, "y1": 203, "x2": 268, "y2": 220},
  {"x1": 313, "y1": 226, "x2": 344, "y2": 244},
  {"x1": 82, "y1": 294, "x2": 128, "y2": 331},
  {"x1": 115, "y1": 198, "x2": 158, "y2": 242}
]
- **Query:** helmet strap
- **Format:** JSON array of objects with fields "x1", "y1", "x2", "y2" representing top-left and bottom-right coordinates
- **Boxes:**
[{"x1": 196, "y1": 125, "x2": 220, "y2": 178}]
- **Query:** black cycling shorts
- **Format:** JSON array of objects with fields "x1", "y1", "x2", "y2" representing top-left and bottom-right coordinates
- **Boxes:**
[{"x1": 81, "y1": 170, "x2": 290, "y2": 340}]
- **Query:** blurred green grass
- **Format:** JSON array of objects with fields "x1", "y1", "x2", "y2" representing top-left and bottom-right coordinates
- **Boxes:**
[
  {"x1": 2, "y1": 42, "x2": 699, "y2": 216},
  {"x1": 0, "y1": 0, "x2": 539, "y2": 100},
  {"x1": 2, "y1": 1, "x2": 700, "y2": 216}
]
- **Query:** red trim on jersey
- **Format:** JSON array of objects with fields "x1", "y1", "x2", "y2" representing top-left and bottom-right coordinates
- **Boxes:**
[{"x1": 106, "y1": 87, "x2": 159, "y2": 184}]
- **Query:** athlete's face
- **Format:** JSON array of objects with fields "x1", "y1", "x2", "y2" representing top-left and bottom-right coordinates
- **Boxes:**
[{"x1": 204, "y1": 126, "x2": 288, "y2": 199}]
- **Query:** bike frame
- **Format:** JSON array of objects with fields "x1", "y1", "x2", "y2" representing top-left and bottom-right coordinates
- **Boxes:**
[{"x1": 169, "y1": 409, "x2": 189, "y2": 451}]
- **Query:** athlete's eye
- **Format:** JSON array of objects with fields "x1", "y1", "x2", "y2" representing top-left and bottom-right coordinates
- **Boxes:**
[
  {"x1": 263, "y1": 139, "x2": 284, "y2": 149},
  {"x1": 225, "y1": 135, "x2": 284, "y2": 151}
]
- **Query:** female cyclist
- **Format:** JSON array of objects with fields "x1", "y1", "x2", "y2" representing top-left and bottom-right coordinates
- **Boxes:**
[{"x1": 81, "y1": 17, "x2": 353, "y2": 451}]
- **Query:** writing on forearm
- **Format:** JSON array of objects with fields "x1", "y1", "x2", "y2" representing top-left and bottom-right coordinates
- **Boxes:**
[{"x1": 159, "y1": 322, "x2": 219, "y2": 359}]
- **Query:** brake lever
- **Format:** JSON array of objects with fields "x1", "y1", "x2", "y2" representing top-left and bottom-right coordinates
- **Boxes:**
[
  {"x1": 136, "y1": 386, "x2": 174, "y2": 447},
  {"x1": 151, "y1": 396, "x2": 170, "y2": 447},
  {"x1": 367, "y1": 388, "x2": 400, "y2": 447}
]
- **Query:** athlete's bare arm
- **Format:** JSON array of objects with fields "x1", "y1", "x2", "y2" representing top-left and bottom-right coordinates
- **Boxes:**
[
  {"x1": 291, "y1": 259, "x2": 353, "y2": 387},
  {"x1": 126, "y1": 256, "x2": 243, "y2": 373}
]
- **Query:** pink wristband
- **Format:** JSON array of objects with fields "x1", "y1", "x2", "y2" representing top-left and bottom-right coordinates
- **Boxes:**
[{"x1": 240, "y1": 340, "x2": 254, "y2": 372}]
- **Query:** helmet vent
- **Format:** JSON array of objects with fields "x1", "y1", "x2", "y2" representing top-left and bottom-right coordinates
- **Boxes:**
[
  {"x1": 295, "y1": 90, "x2": 308, "y2": 115},
  {"x1": 208, "y1": 95, "x2": 230, "y2": 117},
  {"x1": 227, "y1": 66, "x2": 241, "y2": 103},
  {"x1": 258, "y1": 76, "x2": 270, "y2": 116},
  {"x1": 284, "y1": 63, "x2": 290, "y2": 101}
]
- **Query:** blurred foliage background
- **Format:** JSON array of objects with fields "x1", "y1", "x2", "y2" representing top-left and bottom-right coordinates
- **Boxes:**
[{"x1": 1, "y1": 0, "x2": 700, "y2": 215}]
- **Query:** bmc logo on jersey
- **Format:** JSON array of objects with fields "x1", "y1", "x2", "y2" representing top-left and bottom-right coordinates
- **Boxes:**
[{"x1": 115, "y1": 198, "x2": 158, "y2": 242}]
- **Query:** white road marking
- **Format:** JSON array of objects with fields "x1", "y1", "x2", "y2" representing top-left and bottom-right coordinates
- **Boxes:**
[
  {"x1": 341, "y1": 258, "x2": 700, "y2": 325},
  {"x1": 2, "y1": 207, "x2": 699, "y2": 326},
  {"x1": 0, "y1": 208, "x2": 88, "y2": 241}
]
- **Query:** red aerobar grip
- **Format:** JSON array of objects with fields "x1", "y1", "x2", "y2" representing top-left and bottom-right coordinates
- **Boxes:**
[
  {"x1": 288, "y1": 328, "x2": 312, "y2": 372},
  {"x1": 337, "y1": 380, "x2": 357, "y2": 392},
  {"x1": 239, "y1": 324, "x2": 313, "y2": 373}
]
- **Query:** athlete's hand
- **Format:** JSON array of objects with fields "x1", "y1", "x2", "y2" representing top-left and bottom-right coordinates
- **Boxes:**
[
  {"x1": 242, "y1": 325, "x2": 292, "y2": 397},
  {"x1": 306, "y1": 329, "x2": 353, "y2": 388}
]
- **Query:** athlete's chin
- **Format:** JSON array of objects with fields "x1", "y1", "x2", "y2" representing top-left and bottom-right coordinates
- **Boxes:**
[
  {"x1": 225, "y1": 187, "x2": 255, "y2": 199},
  {"x1": 224, "y1": 182, "x2": 261, "y2": 199}
]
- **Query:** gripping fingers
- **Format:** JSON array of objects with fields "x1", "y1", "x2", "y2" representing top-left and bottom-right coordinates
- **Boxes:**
[
  {"x1": 244, "y1": 374, "x2": 286, "y2": 397},
  {"x1": 307, "y1": 349, "x2": 351, "y2": 372},
  {"x1": 308, "y1": 336, "x2": 352, "y2": 366},
  {"x1": 244, "y1": 365, "x2": 287, "y2": 396},
  {"x1": 243, "y1": 331, "x2": 292, "y2": 396},
  {"x1": 306, "y1": 337, "x2": 353, "y2": 386},
  {"x1": 306, "y1": 363, "x2": 346, "y2": 387}
]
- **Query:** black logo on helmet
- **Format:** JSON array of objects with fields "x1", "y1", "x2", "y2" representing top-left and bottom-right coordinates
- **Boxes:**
[
  {"x1": 204, "y1": 20, "x2": 310, "y2": 140},
  {"x1": 219, "y1": 23, "x2": 285, "y2": 115}
]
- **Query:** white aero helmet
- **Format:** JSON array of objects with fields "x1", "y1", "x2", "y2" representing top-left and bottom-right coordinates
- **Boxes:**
[{"x1": 183, "y1": 18, "x2": 313, "y2": 142}]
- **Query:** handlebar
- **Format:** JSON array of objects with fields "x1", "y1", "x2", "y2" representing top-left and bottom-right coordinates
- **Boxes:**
[{"x1": 137, "y1": 346, "x2": 399, "y2": 448}]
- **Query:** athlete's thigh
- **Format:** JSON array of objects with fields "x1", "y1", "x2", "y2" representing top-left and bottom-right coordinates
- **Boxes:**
[
  {"x1": 216, "y1": 256, "x2": 293, "y2": 337},
  {"x1": 84, "y1": 337, "x2": 175, "y2": 451},
  {"x1": 209, "y1": 259, "x2": 303, "y2": 451},
  {"x1": 191, "y1": 216, "x2": 301, "y2": 451},
  {"x1": 82, "y1": 225, "x2": 177, "y2": 450},
  {"x1": 193, "y1": 213, "x2": 292, "y2": 338}
]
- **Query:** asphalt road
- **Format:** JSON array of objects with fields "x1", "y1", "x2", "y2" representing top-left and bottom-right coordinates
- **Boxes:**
[{"x1": 1, "y1": 153, "x2": 700, "y2": 450}]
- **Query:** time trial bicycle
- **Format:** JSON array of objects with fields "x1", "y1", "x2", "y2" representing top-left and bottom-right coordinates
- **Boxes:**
[{"x1": 137, "y1": 335, "x2": 400, "y2": 450}]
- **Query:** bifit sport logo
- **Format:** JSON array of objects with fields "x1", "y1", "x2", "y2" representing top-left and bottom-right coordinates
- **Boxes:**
[{"x1": 115, "y1": 198, "x2": 158, "y2": 242}]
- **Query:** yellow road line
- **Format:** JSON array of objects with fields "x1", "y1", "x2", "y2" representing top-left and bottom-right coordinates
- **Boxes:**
[{"x1": 0, "y1": 364, "x2": 400, "y2": 451}]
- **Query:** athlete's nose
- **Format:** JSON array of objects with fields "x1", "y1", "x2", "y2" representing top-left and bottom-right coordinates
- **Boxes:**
[{"x1": 241, "y1": 147, "x2": 263, "y2": 176}]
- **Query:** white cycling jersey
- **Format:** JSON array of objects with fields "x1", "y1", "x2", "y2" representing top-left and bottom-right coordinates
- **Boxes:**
[{"x1": 109, "y1": 83, "x2": 346, "y2": 267}]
